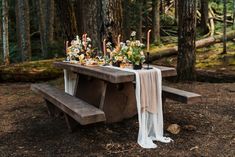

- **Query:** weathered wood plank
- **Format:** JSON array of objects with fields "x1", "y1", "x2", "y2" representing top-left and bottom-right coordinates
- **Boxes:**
[
  {"x1": 53, "y1": 62, "x2": 176, "y2": 83},
  {"x1": 54, "y1": 62, "x2": 135, "y2": 83},
  {"x1": 31, "y1": 84, "x2": 106, "y2": 125},
  {"x1": 162, "y1": 86, "x2": 201, "y2": 104}
]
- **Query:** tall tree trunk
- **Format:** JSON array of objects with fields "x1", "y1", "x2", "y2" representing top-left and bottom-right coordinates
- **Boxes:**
[
  {"x1": 160, "y1": 0, "x2": 165, "y2": 14},
  {"x1": 36, "y1": 0, "x2": 48, "y2": 58},
  {"x1": 2, "y1": 0, "x2": 10, "y2": 65},
  {"x1": 101, "y1": 0, "x2": 123, "y2": 45},
  {"x1": 55, "y1": 0, "x2": 78, "y2": 41},
  {"x1": 45, "y1": 0, "x2": 55, "y2": 44},
  {"x1": 75, "y1": 0, "x2": 102, "y2": 49},
  {"x1": 0, "y1": 12, "x2": 2, "y2": 42},
  {"x1": 222, "y1": 0, "x2": 227, "y2": 54},
  {"x1": 137, "y1": 0, "x2": 143, "y2": 41},
  {"x1": 122, "y1": 0, "x2": 131, "y2": 40},
  {"x1": 15, "y1": 0, "x2": 31, "y2": 62},
  {"x1": 200, "y1": 0, "x2": 209, "y2": 34},
  {"x1": 177, "y1": 0, "x2": 196, "y2": 81},
  {"x1": 152, "y1": 0, "x2": 161, "y2": 45},
  {"x1": 233, "y1": 0, "x2": 235, "y2": 29},
  {"x1": 175, "y1": 0, "x2": 178, "y2": 24}
]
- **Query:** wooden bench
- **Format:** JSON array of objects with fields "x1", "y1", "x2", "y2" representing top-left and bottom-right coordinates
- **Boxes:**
[
  {"x1": 162, "y1": 86, "x2": 201, "y2": 104},
  {"x1": 31, "y1": 84, "x2": 106, "y2": 132}
]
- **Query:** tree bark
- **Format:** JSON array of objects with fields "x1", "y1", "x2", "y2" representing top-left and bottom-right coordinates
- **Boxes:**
[
  {"x1": 0, "y1": 12, "x2": 2, "y2": 42},
  {"x1": 160, "y1": 0, "x2": 165, "y2": 14},
  {"x1": 200, "y1": 0, "x2": 209, "y2": 34},
  {"x1": 15, "y1": 0, "x2": 31, "y2": 62},
  {"x1": 149, "y1": 31, "x2": 235, "y2": 61},
  {"x1": 175, "y1": 0, "x2": 178, "y2": 24},
  {"x1": 101, "y1": 0, "x2": 123, "y2": 45},
  {"x1": 122, "y1": 0, "x2": 131, "y2": 40},
  {"x1": 75, "y1": 0, "x2": 102, "y2": 49},
  {"x1": 152, "y1": 0, "x2": 161, "y2": 44},
  {"x1": 36, "y1": 0, "x2": 48, "y2": 58},
  {"x1": 233, "y1": 0, "x2": 235, "y2": 29},
  {"x1": 222, "y1": 0, "x2": 227, "y2": 54},
  {"x1": 76, "y1": 0, "x2": 123, "y2": 48},
  {"x1": 137, "y1": 0, "x2": 143, "y2": 42},
  {"x1": 177, "y1": 0, "x2": 196, "y2": 81},
  {"x1": 55, "y1": 0, "x2": 78, "y2": 41},
  {"x1": 2, "y1": 0, "x2": 10, "y2": 65},
  {"x1": 45, "y1": 0, "x2": 55, "y2": 44}
]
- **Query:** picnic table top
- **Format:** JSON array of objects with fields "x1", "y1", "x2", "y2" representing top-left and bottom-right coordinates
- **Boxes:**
[{"x1": 54, "y1": 62, "x2": 177, "y2": 83}]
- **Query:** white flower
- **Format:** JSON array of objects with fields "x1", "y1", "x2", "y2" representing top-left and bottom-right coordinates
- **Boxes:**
[
  {"x1": 106, "y1": 42, "x2": 112, "y2": 46},
  {"x1": 140, "y1": 51, "x2": 144, "y2": 56},
  {"x1": 86, "y1": 37, "x2": 91, "y2": 42},
  {"x1": 131, "y1": 31, "x2": 136, "y2": 37},
  {"x1": 120, "y1": 42, "x2": 125, "y2": 47},
  {"x1": 135, "y1": 40, "x2": 141, "y2": 46}
]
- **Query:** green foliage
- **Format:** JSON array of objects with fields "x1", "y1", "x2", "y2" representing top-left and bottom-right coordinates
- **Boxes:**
[{"x1": 160, "y1": 15, "x2": 175, "y2": 27}]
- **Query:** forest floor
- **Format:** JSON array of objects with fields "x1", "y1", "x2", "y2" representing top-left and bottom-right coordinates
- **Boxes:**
[{"x1": 0, "y1": 78, "x2": 234, "y2": 157}]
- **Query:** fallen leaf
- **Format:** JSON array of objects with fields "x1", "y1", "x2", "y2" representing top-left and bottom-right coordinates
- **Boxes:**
[{"x1": 167, "y1": 124, "x2": 181, "y2": 135}]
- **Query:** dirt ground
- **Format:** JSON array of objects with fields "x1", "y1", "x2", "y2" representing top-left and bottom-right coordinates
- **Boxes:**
[{"x1": 0, "y1": 78, "x2": 234, "y2": 157}]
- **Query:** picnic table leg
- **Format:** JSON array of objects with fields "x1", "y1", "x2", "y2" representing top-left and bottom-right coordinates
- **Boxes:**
[
  {"x1": 74, "y1": 74, "x2": 137, "y2": 123},
  {"x1": 64, "y1": 113, "x2": 78, "y2": 132},
  {"x1": 101, "y1": 82, "x2": 137, "y2": 123},
  {"x1": 45, "y1": 100, "x2": 63, "y2": 118},
  {"x1": 45, "y1": 100, "x2": 56, "y2": 117}
]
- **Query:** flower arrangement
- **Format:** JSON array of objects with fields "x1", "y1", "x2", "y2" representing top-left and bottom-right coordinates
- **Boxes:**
[
  {"x1": 66, "y1": 35, "x2": 95, "y2": 64},
  {"x1": 108, "y1": 31, "x2": 145, "y2": 69},
  {"x1": 107, "y1": 42, "x2": 127, "y2": 67},
  {"x1": 124, "y1": 31, "x2": 145, "y2": 67}
]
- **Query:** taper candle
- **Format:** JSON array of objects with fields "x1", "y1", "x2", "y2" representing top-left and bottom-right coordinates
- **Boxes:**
[
  {"x1": 103, "y1": 39, "x2": 106, "y2": 56},
  {"x1": 65, "y1": 41, "x2": 69, "y2": 54},
  {"x1": 84, "y1": 33, "x2": 87, "y2": 50},
  {"x1": 147, "y1": 29, "x2": 151, "y2": 52},
  {"x1": 117, "y1": 34, "x2": 121, "y2": 47}
]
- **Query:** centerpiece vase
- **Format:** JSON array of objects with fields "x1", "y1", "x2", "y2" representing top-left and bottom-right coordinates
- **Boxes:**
[
  {"x1": 133, "y1": 63, "x2": 142, "y2": 70},
  {"x1": 112, "y1": 61, "x2": 121, "y2": 67}
]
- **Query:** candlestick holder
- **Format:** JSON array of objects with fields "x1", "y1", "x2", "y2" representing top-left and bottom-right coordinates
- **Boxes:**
[{"x1": 144, "y1": 52, "x2": 153, "y2": 70}]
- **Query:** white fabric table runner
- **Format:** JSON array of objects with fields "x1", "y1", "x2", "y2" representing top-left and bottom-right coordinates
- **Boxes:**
[{"x1": 107, "y1": 66, "x2": 172, "y2": 148}]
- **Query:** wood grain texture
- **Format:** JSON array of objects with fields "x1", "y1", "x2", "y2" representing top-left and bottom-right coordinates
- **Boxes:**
[
  {"x1": 54, "y1": 62, "x2": 176, "y2": 83},
  {"x1": 31, "y1": 83, "x2": 106, "y2": 125},
  {"x1": 74, "y1": 75, "x2": 137, "y2": 123},
  {"x1": 162, "y1": 86, "x2": 201, "y2": 104}
]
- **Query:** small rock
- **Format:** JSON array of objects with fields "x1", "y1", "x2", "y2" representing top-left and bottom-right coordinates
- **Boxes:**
[
  {"x1": 167, "y1": 124, "x2": 181, "y2": 135},
  {"x1": 183, "y1": 125, "x2": 197, "y2": 131}
]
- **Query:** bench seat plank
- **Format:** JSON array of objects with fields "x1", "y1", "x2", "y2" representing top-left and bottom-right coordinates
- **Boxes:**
[
  {"x1": 31, "y1": 84, "x2": 106, "y2": 125},
  {"x1": 162, "y1": 86, "x2": 201, "y2": 104}
]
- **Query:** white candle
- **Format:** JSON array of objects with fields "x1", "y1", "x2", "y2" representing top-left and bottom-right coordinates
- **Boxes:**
[
  {"x1": 117, "y1": 34, "x2": 121, "y2": 47},
  {"x1": 65, "y1": 41, "x2": 69, "y2": 54},
  {"x1": 76, "y1": 35, "x2": 79, "y2": 41},
  {"x1": 84, "y1": 33, "x2": 87, "y2": 50},
  {"x1": 147, "y1": 29, "x2": 151, "y2": 52},
  {"x1": 103, "y1": 39, "x2": 106, "y2": 56}
]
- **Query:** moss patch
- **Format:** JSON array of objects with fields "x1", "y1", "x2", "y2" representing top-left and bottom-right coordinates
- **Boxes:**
[{"x1": 0, "y1": 58, "x2": 64, "y2": 82}]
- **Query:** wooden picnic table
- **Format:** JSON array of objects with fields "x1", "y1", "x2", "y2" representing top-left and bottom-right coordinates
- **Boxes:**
[{"x1": 53, "y1": 62, "x2": 177, "y2": 123}]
